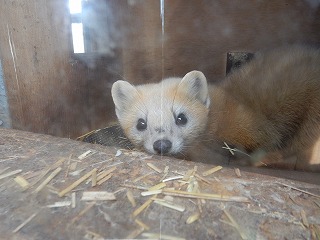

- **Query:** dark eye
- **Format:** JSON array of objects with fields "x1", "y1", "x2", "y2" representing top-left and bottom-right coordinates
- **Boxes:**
[
  {"x1": 176, "y1": 113, "x2": 187, "y2": 126},
  {"x1": 136, "y1": 118, "x2": 147, "y2": 131}
]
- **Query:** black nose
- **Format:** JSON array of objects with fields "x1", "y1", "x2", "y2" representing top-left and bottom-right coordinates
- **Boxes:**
[{"x1": 153, "y1": 139, "x2": 172, "y2": 154}]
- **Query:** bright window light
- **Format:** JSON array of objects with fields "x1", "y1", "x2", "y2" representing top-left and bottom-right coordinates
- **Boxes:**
[
  {"x1": 69, "y1": 0, "x2": 82, "y2": 14},
  {"x1": 71, "y1": 23, "x2": 85, "y2": 53}
]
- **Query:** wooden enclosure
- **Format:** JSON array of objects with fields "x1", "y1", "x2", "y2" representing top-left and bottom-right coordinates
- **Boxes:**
[
  {"x1": 0, "y1": 2, "x2": 320, "y2": 238},
  {"x1": 0, "y1": 0, "x2": 320, "y2": 138}
]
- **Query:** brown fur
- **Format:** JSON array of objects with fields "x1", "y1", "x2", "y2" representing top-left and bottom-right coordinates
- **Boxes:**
[
  {"x1": 203, "y1": 45, "x2": 320, "y2": 171},
  {"x1": 112, "y1": 45, "x2": 320, "y2": 172}
]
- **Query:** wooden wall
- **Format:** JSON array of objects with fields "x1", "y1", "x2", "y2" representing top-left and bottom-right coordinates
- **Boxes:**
[
  {"x1": 0, "y1": 0, "x2": 84, "y2": 137},
  {"x1": 0, "y1": 0, "x2": 123, "y2": 138},
  {"x1": 123, "y1": 0, "x2": 320, "y2": 83},
  {"x1": 0, "y1": 0, "x2": 319, "y2": 138}
]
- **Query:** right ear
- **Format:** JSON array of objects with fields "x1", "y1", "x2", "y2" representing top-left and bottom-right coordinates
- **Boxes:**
[
  {"x1": 111, "y1": 80, "x2": 139, "y2": 118},
  {"x1": 177, "y1": 71, "x2": 210, "y2": 108}
]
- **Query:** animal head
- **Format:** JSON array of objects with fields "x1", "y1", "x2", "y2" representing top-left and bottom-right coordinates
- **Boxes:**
[{"x1": 111, "y1": 70, "x2": 210, "y2": 156}]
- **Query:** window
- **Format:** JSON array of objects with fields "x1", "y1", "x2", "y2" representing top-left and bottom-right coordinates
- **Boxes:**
[{"x1": 69, "y1": 0, "x2": 85, "y2": 53}]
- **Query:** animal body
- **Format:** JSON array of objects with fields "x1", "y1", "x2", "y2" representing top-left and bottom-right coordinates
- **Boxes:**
[{"x1": 111, "y1": 46, "x2": 320, "y2": 171}]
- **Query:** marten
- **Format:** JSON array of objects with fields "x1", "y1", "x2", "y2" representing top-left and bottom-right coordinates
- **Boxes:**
[{"x1": 111, "y1": 45, "x2": 320, "y2": 171}]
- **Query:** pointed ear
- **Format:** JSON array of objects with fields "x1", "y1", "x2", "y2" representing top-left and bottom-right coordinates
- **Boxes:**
[
  {"x1": 177, "y1": 71, "x2": 210, "y2": 108},
  {"x1": 111, "y1": 80, "x2": 139, "y2": 118}
]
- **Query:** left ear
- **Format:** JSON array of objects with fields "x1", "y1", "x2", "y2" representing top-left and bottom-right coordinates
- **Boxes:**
[
  {"x1": 177, "y1": 70, "x2": 210, "y2": 108},
  {"x1": 111, "y1": 80, "x2": 139, "y2": 119}
]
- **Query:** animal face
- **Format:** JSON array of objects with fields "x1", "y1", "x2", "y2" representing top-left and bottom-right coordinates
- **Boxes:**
[{"x1": 111, "y1": 71, "x2": 210, "y2": 156}]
